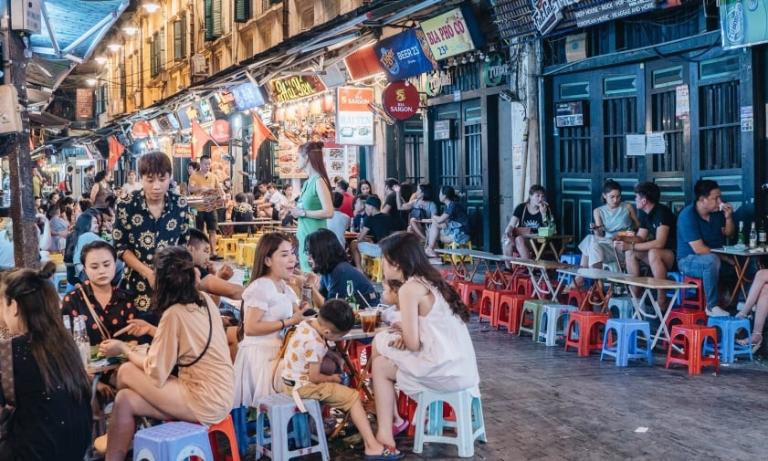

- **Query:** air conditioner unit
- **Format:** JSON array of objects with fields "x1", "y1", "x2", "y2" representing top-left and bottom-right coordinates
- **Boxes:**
[
  {"x1": 11, "y1": 0, "x2": 41, "y2": 34},
  {"x1": 191, "y1": 54, "x2": 208, "y2": 76}
]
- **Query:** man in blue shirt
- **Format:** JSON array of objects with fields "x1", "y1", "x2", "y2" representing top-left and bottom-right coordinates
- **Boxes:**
[{"x1": 676, "y1": 179, "x2": 735, "y2": 316}]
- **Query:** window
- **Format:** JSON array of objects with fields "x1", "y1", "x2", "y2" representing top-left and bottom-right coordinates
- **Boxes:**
[
  {"x1": 205, "y1": 0, "x2": 223, "y2": 41},
  {"x1": 235, "y1": 0, "x2": 251, "y2": 23},
  {"x1": 300, "y1": 4, "x2": 314, "y2": 32},
  {"x1": 699, "y1": 80, "x2": 740, "y2": 170},
  {"x1": 652, "y1": 66, "x2": 683, "y2": 89},
  {"x1": 559, "y1": 82, "x2": 589, "y2": 99},
  {"x1": 699, "y1": 55, "x2": 739, "y2": 81},
  {"x1": 173, "y1": 15, "x2": 187, "y2": 60},
  {"x1": 603, "y1": 75, "x2": 636, "y2": 96},
  {"x1": 150, "y1": 31, "x2": 164, "y2": 77}
]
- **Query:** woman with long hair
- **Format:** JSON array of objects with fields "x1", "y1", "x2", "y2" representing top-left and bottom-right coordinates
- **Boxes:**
[
  {"x1": 288, "y1": 142, "x2": 334, "y2": 272},
  {"x1": 395, "y1": 183, "x2": 438, "y2": 240},
  {"x1": 90, "y1": 170, "x2": 114, "y2": 210},
  {"x1": 233, "y1": 232, "x2": 309, "y2": 408},
  {"x1": 97, "y1": 247, "x2": 233, "y2": 461},
  {"x1": 371, "y1": 232, "x2": 479, "y2": 448},
  {"x1": 0, "y1": 262, "x2": 92, "y2": 460},
  {"x1": 357, "y1": 179, "x2": 373, "y2": 197}
]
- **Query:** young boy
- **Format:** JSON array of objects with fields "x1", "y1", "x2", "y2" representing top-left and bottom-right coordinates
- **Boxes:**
[{"x1": 281, "y1": 300, "x2": 403, "y2": 460}]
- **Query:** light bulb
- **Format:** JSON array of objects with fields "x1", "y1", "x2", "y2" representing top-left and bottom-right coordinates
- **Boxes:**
[
  {"x1": 107, "y1": 43, "x2": 122, "y2": 53},
  {"x1": 122, "y1": 25, "x2": 139, "y2": 36},
  {"x1": 85, "y1": 78, "x2": 98, "y2": 87},
  {"x1": 143, "y1": 2, "x2": 160, "y2": 13}
]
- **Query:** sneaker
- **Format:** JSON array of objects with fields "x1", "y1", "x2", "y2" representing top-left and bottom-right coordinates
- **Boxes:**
[{"x1": 706, "y1": 305, "x2": 730, "y2": 317}]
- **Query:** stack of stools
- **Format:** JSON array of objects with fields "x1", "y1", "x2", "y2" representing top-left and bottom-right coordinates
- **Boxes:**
[
  {"x1": 133, "y1": 422, "x2": 214, "y2": 460},
  {"x1": 456, "y1": 279, "x2": 486, "y2": 313},
  {"x1": 704, "y1": 316, "x2": 753, "y2": 363},
  {"x1": 666, "y1": 276, "x2": 707, "y2": 330},
  {"x1": 495, "y1": 293, "x2": 526, "y2": 333},
  {"x1": 412, "y1": 388, "x2": 486, "y2": 458},
  {"x1": 665, "y1": 325, "x2": 720, "y2": 375},
  {"x1": 207, "y1": 415, "x2": 241, "y2": 461},
  {"x1": 254, "y1": 393, "x2": 330, "y2": 461},
  {"x1": 666, "y1": 272, "x2": 684, "y2": 307},
  {"x1": 518, "y1": 299, "x2": 550, "y2": 340},
  {"x1": 564, "y1": 311, "x2": 609, "y2": 357},
  {"x1": 600, "y1": 318, "x2": 653, "y2": 367},
  {"x1": 538, "y1": 304, "x2": 577, "y2": 346},
  {"x1": 607, "y1": 296, "x2": 634, "y2": 319},
  {"x1": 478, "y1": 275, "x2": 519, "y2": 327}
]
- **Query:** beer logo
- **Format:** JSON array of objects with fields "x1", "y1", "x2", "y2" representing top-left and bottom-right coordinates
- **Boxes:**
[{"x1": 726, "y1": 2, "x2": 745, "y2": 44}]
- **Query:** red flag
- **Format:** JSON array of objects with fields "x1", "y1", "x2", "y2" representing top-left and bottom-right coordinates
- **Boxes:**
[
  {"x1": 107, "y1": 135, "x2": 125, "y2": 171},
  {"x1": 191, "y1": 120, "x2": 212, "y2": 160},
  {"x1": 250, "y1": 114, "x2": 276, "y2": 159}
]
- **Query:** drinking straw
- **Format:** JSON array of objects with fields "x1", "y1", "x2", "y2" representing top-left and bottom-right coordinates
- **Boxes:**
[{"x1": 357, "y1": 290, "x2": 373, "y2": 309}]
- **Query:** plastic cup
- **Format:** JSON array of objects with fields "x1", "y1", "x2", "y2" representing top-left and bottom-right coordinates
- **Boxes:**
[{"x1": 359, "y1": 310, "x2": 379, "y2": 333}]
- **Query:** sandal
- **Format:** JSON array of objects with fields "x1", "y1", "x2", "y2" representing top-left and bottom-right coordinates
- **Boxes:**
[
  {"x1": 365, "y1": 446, "x2": 405, "y2": 460},
  {"x1": 392, "y1": 419, "x2": 409, "y2": 437},
  {"x1": 752, "y1": 333, "x2": 763, "y2": 354}
]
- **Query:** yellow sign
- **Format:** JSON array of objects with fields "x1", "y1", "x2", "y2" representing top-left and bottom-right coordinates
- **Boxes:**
[{"x1": 420, "y1": 8, "x2": 475, "y2": 60}]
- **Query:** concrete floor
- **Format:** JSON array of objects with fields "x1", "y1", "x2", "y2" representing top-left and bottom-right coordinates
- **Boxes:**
[{"x1": 327, "y1": 316, "x2": 768, "y2": 461}]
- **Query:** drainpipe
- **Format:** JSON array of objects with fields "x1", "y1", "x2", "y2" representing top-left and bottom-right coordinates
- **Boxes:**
[{"x1": 282, "y1": 0, "x2": 289, "y2": 41}]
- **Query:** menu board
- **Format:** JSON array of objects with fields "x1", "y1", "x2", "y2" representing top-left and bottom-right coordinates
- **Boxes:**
[
  {"x1": 209, "y1": 145, "x2": 232, "y2": 183},
  {"x1": 323, "y1": 146, "x2": 358, "y2": 180},
  {"x1": 336, "y1": 87, "x2": 374, "y2": 145},
  {"x1": 277, "y1": 135, "x2": 307, "y2": 179}
]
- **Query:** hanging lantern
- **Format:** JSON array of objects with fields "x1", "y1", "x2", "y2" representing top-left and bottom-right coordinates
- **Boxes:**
[
  {"x1": 131, "y1": 121, "x2": 152, "y2": 139},
  {"x1": 273, "y1": 107, "x2": 285, "y2": 122},
  {"x1": 309, "y1": 98, "x2": 322, "y2": 115},
  {"x1": 322, "y1": 93, "x2": 334, "y2": 113},
  {"x1": 210, "y1": 119, "x2": 231, "y2": 143}
]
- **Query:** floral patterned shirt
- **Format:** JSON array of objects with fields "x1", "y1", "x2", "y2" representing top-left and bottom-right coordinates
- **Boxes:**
[
  {"x1": 281, "y1": 320, "x2": 328, "y2": 386},
  {"x1": 113, "y1": 189, "x2": 190, "y2": 311},
  {"x1": 61, "y1": 281, "x2": 139, "y2": 346}
]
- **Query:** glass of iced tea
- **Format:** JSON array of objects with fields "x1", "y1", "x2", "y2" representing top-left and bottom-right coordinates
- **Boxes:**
[{"x1": 359, "y1": 310, "x2": 379, "y2": 333}]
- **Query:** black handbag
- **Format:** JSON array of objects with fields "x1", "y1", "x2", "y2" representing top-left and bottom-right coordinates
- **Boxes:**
[{"x1": 0, "y1": 339, "x2": 15, "y2": 441}]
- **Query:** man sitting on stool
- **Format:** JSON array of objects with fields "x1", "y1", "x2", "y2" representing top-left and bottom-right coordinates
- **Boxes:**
[{"x1": 350, "y1": 195, "x2": 397, "y2": 268}]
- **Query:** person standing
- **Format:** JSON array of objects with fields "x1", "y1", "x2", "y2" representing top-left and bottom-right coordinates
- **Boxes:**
[
  {"x1": 90, "y1": 170, "x2": 114, "y2": 210},
  {"x1": 122, "y1": 170, "x2": 143, "y2": 196},
  {"x1": 288, "y1": 142, "x2": 333, "y2": 272},
  {"x1": 188, "y1": 155, "x2": 223, "y2": 260},
  {"x1": 113, "y1": 151, "x2": 190, "y2": 312},
  {"x1": 82, "y1": 165, "x2": 96, "y2": 198}
]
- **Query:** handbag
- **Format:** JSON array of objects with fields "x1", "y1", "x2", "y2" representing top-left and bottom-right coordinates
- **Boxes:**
[
  {"x1": 271, "y1": 326, "x2": 296, "y2": 393},
  {"x1": 177, "y1": 296, "x2": 213, "y2": 368},
  {"x1": 76, "y1": 284, "x2": 111, "y2": 342},
  {"x1": 0, "y1": 339, "x2": 15, "y2": 441}
]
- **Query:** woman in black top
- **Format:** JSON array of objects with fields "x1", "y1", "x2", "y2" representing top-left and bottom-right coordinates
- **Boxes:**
[
  {"x1": 0, "y1": 262, "x2": 91, "y2": 461},
  {"x1": 502, "y1": 184, "x2": 553, "y2": 259}
]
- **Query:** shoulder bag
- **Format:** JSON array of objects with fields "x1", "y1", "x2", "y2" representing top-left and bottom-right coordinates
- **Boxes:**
[
  {"x1": 0, "y1": 339, "x2": 15, "y2": 441},
  {"x1": 177, "y1": 297, "x2": 213, "y2": 368},
  {"x1": 76, "y1": 284, "x2": 111, "y2": 342}
]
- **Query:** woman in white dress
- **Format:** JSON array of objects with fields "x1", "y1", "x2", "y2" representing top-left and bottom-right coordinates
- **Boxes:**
[
  {"x1": 371, "y1": 232, "x2": 479, "y2": 448},
  {"x1": 233, "y1": 232, "x2": 310, "y2": 408}
]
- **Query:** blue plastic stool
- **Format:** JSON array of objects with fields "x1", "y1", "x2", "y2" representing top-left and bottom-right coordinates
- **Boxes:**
[
  {"x1": 254, "y1": 393, "x2": 329, "y2": 461},
  {"x1": 234, "y1": 406, "x2": 310, "y2": 456},
  {"x1": 538, "y1": 304, "x2": 577, "y2": 346},
  {"x1": 560, "y1": 253, "x2": 581, "y2": 266},
  {"x1": 133, "y1": 421, "x2": 213, "y2": 461},
  {"x1": 413, "y1": 388, "x2": 487, "y2": 458},
  {"x1": 666, "y1": 272, "x2": 684, "y2": 306},
  {"x1": 607, "y1": 296, "x2": 634, "y2": 319},
  {"x1": 600, "y1": 318, "x2": 653, "y2": 367},
  {"x1": 704, "y1": 316, "x2": 753, "y2": 363}
]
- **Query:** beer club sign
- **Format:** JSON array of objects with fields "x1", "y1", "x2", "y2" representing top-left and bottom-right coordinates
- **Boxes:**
[{"x1": 419, "y1": 8, "x2": 476, "y2": 60}]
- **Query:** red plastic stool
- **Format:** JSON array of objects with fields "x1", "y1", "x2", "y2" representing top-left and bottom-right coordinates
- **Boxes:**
[
  {"x1": 665, "y1": 325, "x2": 720, "y2": 375},
  {"x1": 478, "y1": 288, "x2": 516, "y2": 326},
  {"x1": 567, "y1": 288, "x2": 587, "y2": 310},
  {"x1": 497, "y1": 294, "x2": 526, "y2": 333},
  {"x1": 564, "y1": 311, "x2": 609, "y2": 357},
  {"x1": 208, "y1": 415, "x2": 241, "y2": 461},
  {"x1": 514, "y1": 276, "x2": 534, "y2": 297},
  {"x1": 681, "y1": 276, "x2": 706, "y2": 310},
  {"x1": 456, "y1": 281, "x2": 484, "y2": 312},
  {"x1": 397, "y1": 391, "x2": 417, "y2": 437},
  {"x1": 666, "y1": 308, "x2": 708, "y2": 329}
]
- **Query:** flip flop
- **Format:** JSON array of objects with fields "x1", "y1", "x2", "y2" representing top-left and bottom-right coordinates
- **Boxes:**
[
  {"x1": 392, "y1": 419, "x2": 409, "y2": 437},
  {"x1": 365, "y1": 446, "x2": 405, "y2": 461}
]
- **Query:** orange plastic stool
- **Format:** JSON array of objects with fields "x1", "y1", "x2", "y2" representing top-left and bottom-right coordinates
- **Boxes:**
[
  {"x1": 665, "y1": 325, "x2": 720, "y2": 375},
  {"x1": 514, "y1": 276, "x2": 534, "y2": 297},
  {"x1": 397, "y1": 391, "x2": 418, "y2": 437},
  {"x1": 456, "y1": 281, "x2": 484, "y2": 312},
  {"x1": 208, "y1": 415, "x2": 241, "y2": 461},
  {"x1": 567, "y1": 288, "x2": 587, "y2": 309},
  {"x1": 496, "y1": 294, "x2": 526, "y2": 333},
  {"x1": 681, "y1": 276, "x2": 706, "y2": 310},
  {"x1": 666, "y1": 308, "x2": 708, "y2": 329},
  {"x1": 564, "y1": 311, "x2": 609, "y2": 357},
  {"x1": 478, "y1": 288, "x2": 516, "y2": 326}
]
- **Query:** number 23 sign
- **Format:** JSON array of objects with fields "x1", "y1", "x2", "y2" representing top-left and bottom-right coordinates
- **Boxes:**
[{"x1": 419, "y1": 8, "x2": 476, "y2": 60}]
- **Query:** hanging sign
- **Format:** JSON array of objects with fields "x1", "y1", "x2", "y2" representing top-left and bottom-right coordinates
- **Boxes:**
[
  {"x1": 555, "y1": 101, "x2": 585, "y2": 127},
  {"x1": 268, "y1": 75, "x2": 326, "y2": 103},
  {"x1": 210, "y1": 119, "x2": 231, "y2": 143},
  {"x1": 344, "y1": 45, "x2": 385, "y2": 81},
  {"x1": 231, "y1": 81, "x2": 267, "y2": 111},
  {"x1": 75, "y1": 89, "x2": 94, "y2": 121},
  {"x1": 382, "y1": 81, "x2": 420, "y2": 121},
  {"x1": 625, "y1": 134, "x2": 646, "y2": 156},
  {"x1": 419, "y1": 8, "x2": 476, "y2": 60},
  {"x1": 531, "y1": 0, "x2": 579, "y2": 34},
  {"x1": 721, "y1": 0, "x2": 768, "y2": 49},
  {"x1": 483, "y1": 53, "x2": 509, "y2": 87},
  {"x1": 174, "y1": 144, "x2": 192, "y2": 158},
  {"x1": 375, "y1": 29, "x2": 437, "y2": 82},
  {"x1": 572, "y1": 0, "x2": 656, "y2": 28},
  {"x1": 196, "y1": 98, "x2": 215, "y2": 124},
  {"x1": 336, "y1": 87, "x2": 375, "y2": 146},
  {"x1": 277, "y1": 135, "x2": 307, "y2": 179}
]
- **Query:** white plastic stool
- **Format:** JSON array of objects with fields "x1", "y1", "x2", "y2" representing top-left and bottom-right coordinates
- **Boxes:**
[
  {"x1": 133, "y1": 421, "x2": 213, "y2": 461},
  {"x1": 538, "y1": 304, "x2": 578, "y2": 346},
  {"x1": 255, "y1": 393, "x2": 329, "y2": 461},
  {"x1": 607, "y1": 296, "x2": 634, "y2": 319},
  {"x1": 413, "y1": 388, "x2": 486, "y2": 458}
]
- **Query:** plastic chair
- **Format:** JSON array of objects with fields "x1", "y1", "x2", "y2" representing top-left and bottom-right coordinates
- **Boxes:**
[
  {"x1": 537, "y1": 304, "x2": 577, "y2": 346},
  {"x1": 518, "y1": 299, "x2": 549, "y2": 340},
  {"x1": 564, "y1": 311, "x2": 609, "y2": 357},
  {"x1": 133, "y1": 421, "x2": 213, "y2": 461},
  {"x1": 704, "y1": 316, "x2": 753, "y2": 363},
  {"x1": 254, "y1": 393, "x2": 329, "y2": 461},
  {"x1": 607, "y1": 296, "x2": 634, "y2": 319},
  {"x1": 665, "y1": 325, "x2": 720, "y2": 375},
  {"x1": 208, "y1": 415, "x2": 240, "y2": 461},
  {"x1": 496, "y1": 294, "x2": 526, "y2": 333},
  {"x1": 413, "y1": 388, "x2": 486, "y2": 458},
  {"x1": 455, "y1": 281, "x2": 485, "y2": 313},
  {"x1": 681, "y1": 276, "x2": 705, "y2": 310},
  {"x1": 600, "y1": 318, "x2": 653, "y2": 367}
]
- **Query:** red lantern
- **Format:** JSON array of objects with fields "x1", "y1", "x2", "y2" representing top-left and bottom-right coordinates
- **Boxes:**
[
  {"x1": 210, "y1": 119, "x2": 231, "y2": 143},
  {"x1": 322, "y1": 93, "x2": 334, "y2": 113},
  {"x1": 131, "y1": 121, "x2": 152, "y2": 139}
]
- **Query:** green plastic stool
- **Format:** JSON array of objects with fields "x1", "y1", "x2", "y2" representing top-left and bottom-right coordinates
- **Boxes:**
[{"x1": 518, "y1": 299, "x2": 550, "y2": 341}]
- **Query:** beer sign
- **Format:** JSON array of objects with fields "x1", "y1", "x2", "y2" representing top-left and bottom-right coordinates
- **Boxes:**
[
  {"x1": 420, "y1": 8, "x2": 476, "y2": 60},
  {"x1": 382, "y1": 81, "x2": 420, "y2": 121}
]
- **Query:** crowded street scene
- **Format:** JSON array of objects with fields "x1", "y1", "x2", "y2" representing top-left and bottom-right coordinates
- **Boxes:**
[{"x1": 1, "y1": 0, "x2": 768, "y2": 460}]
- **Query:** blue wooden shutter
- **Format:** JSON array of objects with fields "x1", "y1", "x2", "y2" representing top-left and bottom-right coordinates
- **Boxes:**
[{"x1": 235, "y1": 0, "x2": 251, "y2": 23}]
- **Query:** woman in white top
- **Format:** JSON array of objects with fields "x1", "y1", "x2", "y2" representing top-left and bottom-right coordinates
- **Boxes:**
[
  {"x1": 371, "y1": 232, "x2": 479, "y2": 448},
  {"x1": 121, "y1": 170, "x2": 143, "y2": 196},
  {"x1": 233, "y1": 232, "x2": 310, "y2": 408}
]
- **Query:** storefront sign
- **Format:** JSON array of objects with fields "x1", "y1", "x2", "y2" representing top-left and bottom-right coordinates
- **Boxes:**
[
  {"x1": 420, "y1": 8, "x2": 476, "y2": 60},
  {"x1": 336, "y1": 87, "x2": 375, "y2": 146},
  {"x1": 174, "y1": 144, "x2": 192, "y2": 158},
  {"x1": 555, "y1": 101, "x2": 585, "y2": 127},
  {"x1": 721, "y1": 0, "x2": 768, "y2": 49},
  {"x1": 268, "y1": 76, "x2": 326, "y2": 103},
  {"x1": 424, "y1": 71, "x2": 452, "y2": 97},
  {"x1": 323, "y1": 146, "x2": 357, "y2": 180},
  {"x1": 277, "y1": 135, "x2": 307, "y2": 179},
  {"x1": 75, "y1": 88, "x2": 93, "y2": 121},
  {"x1": 573, "y1": 0, "x2": 656, "y2": 28},
  {"x1": 375, "y1": 29, "x2": 437, "y2": 82},
  {"x1": 196, "y1": 98, "x2": 215, "y2": 124},
  {"x1": 231, "y1": 82, "x2": 267, "y2": 111},
  {"x1": 434, "y1": 120, "x2": 453, "y2": 140},
  {"x1": 482, "y1": 53, "x2": 509, "y2": 87},
  {"x1": 531, "y1": 0, "x2": 579, "y2": 34},
  {"x1": 382, "y1": 81, "x2": 420, "y2": 121}
]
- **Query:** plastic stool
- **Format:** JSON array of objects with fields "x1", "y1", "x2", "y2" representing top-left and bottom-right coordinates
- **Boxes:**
[
  {"x1": 705, "y1": 316, "x2": 753, "y2": 363},
  {"x1": 413, "y1": 388, "x2": 486, "y2": 458},
  {"x1": 666, "y1": 308, "x2": 708, "y2": 329},
  {"x1": 220, "y1": 239, "x2": 238, "y2": 260},
  {"x1": 496, "y1": 294, "x2": 526, "y2": 333},
  {"x1": 133, "y1": 421, "x2": 213, "y2": 461},
  {"x1": 255, "y1": 393, "x2": 329, "y2": 461},
  {"x1": 607, "y1": 296, "x2": 634, "y2": 319},
  {"x1": 681, "y1": 276, "x2": 705, "y2": 310},
  {"x1": 538, "y1": 304, "x2": 577, "y2": 346},
  {"x1": 231, "y1": 407, "x2": 256, "y2": 457},
  {"x1": 600, "y1": 318, "x2": 652, "y2": 367},
  {"x1": 566, "y1": 288, "x2": 587, "y2": 310},
  {"x1": 514, "y1": 276, "x2": 534, "y2": 297},
  {"x1": 560, "y1": 252, "x2": 581, "y2": 266},
  {"x1": 456, "y1": 281, "x2": 484, "y2": 313},
  {"x1": 208, "y1": 415, "x2": 240, "y2": 461},
  {"x1": 361, "y1": 254, "x2": 383, "y2": 283},
  {"x1": 665, "y1": 325, "x2": 720, "y2": 375},
  {"x1": 564, "y1": 311, "x2": 609, "y2": 357},
  {"x1": 518, "y1": 299, "x2": 549, "y2": 340},
  {"x1": 479, "y1": 288, "x2": 516, "y2": 327}
]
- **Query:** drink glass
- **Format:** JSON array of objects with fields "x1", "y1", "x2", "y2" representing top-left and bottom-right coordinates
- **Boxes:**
[{"x1": 359, "y1": 310, "x2": 379, "y2": 333}]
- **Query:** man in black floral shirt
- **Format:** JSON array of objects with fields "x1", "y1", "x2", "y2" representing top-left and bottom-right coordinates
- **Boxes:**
[{"x1": 113, "y1": 151, "x2": 189, "y2": 311}]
